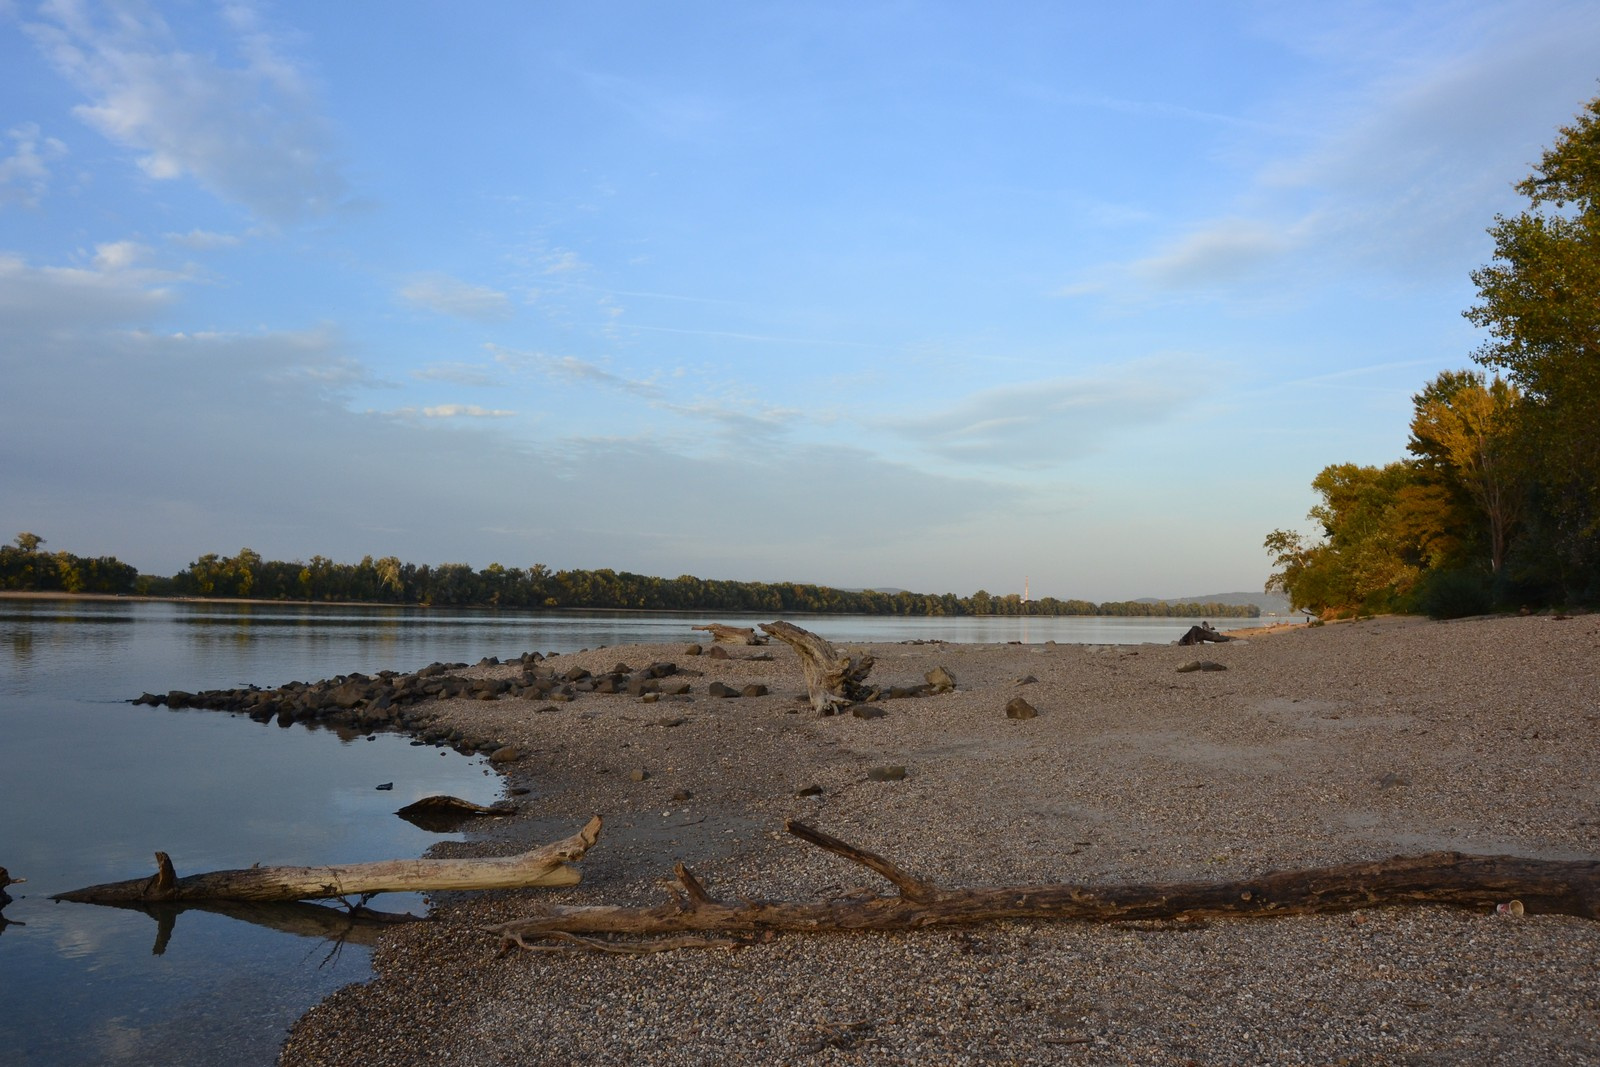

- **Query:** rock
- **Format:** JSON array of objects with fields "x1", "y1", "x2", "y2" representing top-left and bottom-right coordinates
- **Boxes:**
[
  {"x1": 489, "y1": 746, "x2": 520, "y2": 764},
  {"x1": 1005, "y1": 696, "x2": 1039, "y2": 720},
  {"x1": 707, "y1": 681, "x2": 739, "y2": 698},
  {"x1": 375, "y1": 782, "x2": 394, "y2": 790},
  {"x1": 742, "y1": 684, "x2": 768, "y2": 698},
  {"x1": 684, "y1": 644, "x2": 703, "y2": 656},
  {"x1": 1377, "y1": 771, "x2": 1410, "y2": 789},
  {"x1": 562, "y1": 666, "x2": 591, "y2": 683},
  {"x1": 629, "y1": 767, "x2": 649, "y2": 782},
  {"x1": 708, "y1": 645, "x2": 730, "y2": 660},
  {"x1": 671, "y1": 789, "x2": 693, "y2": 802},
  {"x1": 1176, "y1": 660, "x2": 1227, "y2": 673},
  {"x1": 925, "y1": 666, "x2": 957, "y2": 692},
  {"x1": 797, "y1": 784, "x2": 824, "y2": 797},
  {"x1": 867, "y1": 765, "x2": 907, "y2": 782},
  {"x1": 851, "y1": 705, "x2": 886, "y2": 719},
  {"x1": 1013, "y1": 675, "x2": 1038, "y2": 686}
]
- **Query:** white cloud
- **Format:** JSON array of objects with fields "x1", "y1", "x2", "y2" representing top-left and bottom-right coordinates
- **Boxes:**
[
  {"x1": 165, "y1": 228, "x2": 244, "y2": 249},
  {"x1": 540, "y1": 249, "x2": 586, "y2": 275},
  {"x1": 399, "y1": 275, "x2": 513, "y2": 320},
  {"x1": 24, "y1": 0, "x2": 344, "y2": 222},
  {"x1": 0, "y1": 250, "x2": 175, "y2": 329},
  {"x1": 0, "y1": 122, "x2": 68, "y2": 207},
  {"x1": 91, "y1": 239, "x2": 147, "y2": 271}
]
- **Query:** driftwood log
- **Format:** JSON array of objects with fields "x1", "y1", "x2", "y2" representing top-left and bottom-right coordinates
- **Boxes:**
[
  {"x1": 488, "y1": 820, "x2": 1600, "y2": 952},
  {"x1": 395, "y1": 794, "x2": 513, "y2": 833},
  {"x1": 760, "y1": 621, "x2": 874, "y2": 713},
  {"x1": 1177, "y1": 623, "x2": 1231, "y2": 645},
  {"x1": 692, "y1": 623, "x2": 767, "y2": 645},
  {"x1": 54, "y1": 816, "x2": 602, "y2": 905}
]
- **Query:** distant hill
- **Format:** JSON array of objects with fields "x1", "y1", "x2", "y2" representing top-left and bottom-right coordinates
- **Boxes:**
[{"x1": 1137, "y1": 591, "x2": 1292, "y2": 615}]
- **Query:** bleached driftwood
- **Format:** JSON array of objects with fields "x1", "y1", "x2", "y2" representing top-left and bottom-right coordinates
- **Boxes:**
[
  {"x1": 488, "y1": 819, "x2": 1600, "y2": 952},
  {"x1": 760, "y1": 621, "x2": 874, "y2": 714},
  {"x1": 55, "y1": 816, "x2": 602, "y2": 905},
  {"x1": 692, "y1": 623, "x2": 767, "y2": 645}
]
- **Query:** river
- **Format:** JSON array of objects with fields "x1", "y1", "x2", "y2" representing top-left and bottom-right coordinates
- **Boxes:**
[{"x1": 0, "y1": 597, "x2": 1280, "y2": 1064}]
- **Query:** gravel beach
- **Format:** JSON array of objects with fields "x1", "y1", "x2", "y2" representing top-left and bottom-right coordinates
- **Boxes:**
[{"x1": 281, "y1": 614, "x2": 1600, "y2": 1066}]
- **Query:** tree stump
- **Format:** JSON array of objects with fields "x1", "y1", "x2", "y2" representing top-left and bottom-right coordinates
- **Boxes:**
[{"x1": 760, "y1": 621, "x2": 875, "y2": 714}]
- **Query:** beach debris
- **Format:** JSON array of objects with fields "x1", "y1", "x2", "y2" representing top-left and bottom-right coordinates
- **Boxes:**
[
  {"x1": 1178, "y1": 623, "x2": 1231, "y2": 646},
  {"x1": 54, "y1": 816, "x2": 603, "y2": 906},
  {"x1": 1005, "y1": 697, "x2": 1039, "y2": 720},
  {"x1": 0, "y1": 866, "x2": 22, "y2": 909},
  {"x1": 1497, "y1": 899, "x2": 1525, "y2": 916},
  {"x1": 925, "y1": 665, "x2": 957, "y2": 692},
  {"x1": 761, "y1": 620, "x2": 875, "y2": 715},
  {"x1": 396, "y1": 795, "x2": 514, "y2": 833},
  {"x1": 487, "y1": 820, "x2": 1600, "y2": 955},
  {"x1": 375, "y1": 782, "x2": 394, "y2": 790},
  {"x1": 1176, "y1": 660, "x2": 1227, "y2": 673},
  {"x1": 692, "y1": 623, "x2": 768, "y2": 645}
]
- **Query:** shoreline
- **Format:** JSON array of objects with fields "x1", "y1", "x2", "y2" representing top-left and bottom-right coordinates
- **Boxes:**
[{"x1": 282, "y1": 614, "x2": 1597, "y2": 1065}]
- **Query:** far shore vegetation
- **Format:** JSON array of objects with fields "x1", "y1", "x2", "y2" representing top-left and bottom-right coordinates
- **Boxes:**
[
  {"x1": 0, "y1": 535, "x2": 1258, "y2": 619},
  {"x1": 1267, "y1": 91, "x2": 1600, "y2": 621}
]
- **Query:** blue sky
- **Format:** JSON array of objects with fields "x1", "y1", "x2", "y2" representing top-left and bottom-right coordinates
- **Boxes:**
[{"x1": 2, "y1": 1, "x2": 1597, "y2": 600}]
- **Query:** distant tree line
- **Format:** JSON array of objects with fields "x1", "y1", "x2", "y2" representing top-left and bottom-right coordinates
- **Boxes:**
[
  {"x1": 1265, "y1": 92, "x2": 1600, "y2": 619},
  {"x1": 1, "y1": 532, "x2": 1258, "y2": 618},
  {"x1": 161, "y1": 548, "x2": 1257, "y2": 618},
  {"x1": 0, "y1": 533, "x2": 139, "y2": 594}
]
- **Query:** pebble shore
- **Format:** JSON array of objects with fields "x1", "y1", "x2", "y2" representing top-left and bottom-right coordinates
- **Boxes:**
[{"x1": 281, "y1": 614, "x2": 1600, "y2": 1066}]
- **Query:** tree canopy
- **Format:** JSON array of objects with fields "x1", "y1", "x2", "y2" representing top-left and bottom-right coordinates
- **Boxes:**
[{"x1": 1267, "y1": 89, "x2": 1600, "y2": 615}]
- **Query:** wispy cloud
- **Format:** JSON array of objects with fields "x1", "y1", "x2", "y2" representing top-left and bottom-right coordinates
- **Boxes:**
[
  {"x1": 890, "y1": 357, "x2": 1209, "y2": 468},
  {"x1": 23, "y1": 0, "x2": 344, "y2": 222},
  {"x1": 389, "y1": 404, "x2": 517, "y2": 419},
  {"x1": 399, "y1": 275, "x2": 513, "y2": 320},
  {"x1": 1131, "y1": 219, "x2": 1299, "y2": 288},
  {"x1": 165, "y1": 228, "x2": 245, "y2": 250},
  {"x1": 0, "y1": 122, "x2": 68, "y2": 208},
  {"x1": 489, "y1": 345, "x2": 661, "y2": 399},
  {"x1": 413, "y1": 361, "x2": 503, "y2": 387}
]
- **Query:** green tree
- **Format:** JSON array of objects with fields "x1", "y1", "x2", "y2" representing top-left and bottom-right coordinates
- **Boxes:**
[
  {"x1": 1407, "y1": 371, "x2": 1523, "y2": 575},
  {"x1": 14, "y1": 532, "x2": 45, "y2": 553},
  {"x1": 1467, "y1": 90, "x2": 1600, "y2": 595}
]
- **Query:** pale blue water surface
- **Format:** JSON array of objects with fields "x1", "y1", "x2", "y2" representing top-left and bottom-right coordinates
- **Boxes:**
[{"x1": 0, "y1": 599, "x2": 1275, "y2": 1065}]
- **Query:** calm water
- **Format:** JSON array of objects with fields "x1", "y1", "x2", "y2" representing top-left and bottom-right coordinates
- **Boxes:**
[{"x1": 0, "y1": 598, "x2": 1278, "y2": 1065}]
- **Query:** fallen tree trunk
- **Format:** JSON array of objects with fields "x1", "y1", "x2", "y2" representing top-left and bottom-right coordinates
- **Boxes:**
[
  {"x1": 55, "y1": 816, "x2": 602, "y2": 905},
  {"x1": 692, "y1": 623, "x2": 767, "y2": 645},
  {"x1": 488, "y1": 820, "x2": 1600, "y2": 952},
  {"x1": 761, "y1": 621, "x2": 874, "y2": 714}
]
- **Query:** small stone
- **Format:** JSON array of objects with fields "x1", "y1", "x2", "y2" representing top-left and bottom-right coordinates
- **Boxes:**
[
  {"x1": 488, "y1": 746, "x2": 520, "y2": 764},
  {"x1": 629, "y1": 767, "x2": 649, "y2": 782},
  {"x1": 796, "y1": 784, "x2": 824, "y2": 797},
  {"x1": 1377, "y1": 771, "x2": 1410, "y2": 789},
  {"x1": 851, "y1": 705, "x2": 887, "y2": 719},
  {"x1": 707, "y1": 681, "x2": 738, "y2": 698},
  {"x1": 684, "y1": 644, "x2": 703, "y2": 656},
  {"x1": 1176, "y1": 660, "x2": 1227, "y2": 673},
  {"x1": 708, "y1": 645, "x2": 730, "y2": 660},
  {"x1": 742, "y1": 684, "x2": 769, "y2": 698},
  {"x1": 925, "y1": 665, "x2": 957, "y2": 692},
  {"x1": 867, "y1": 765, "x2": 907, "y2": 782},
  {"x1": 1005, "y1": 697, "x2": 1038, "y2": 720}
]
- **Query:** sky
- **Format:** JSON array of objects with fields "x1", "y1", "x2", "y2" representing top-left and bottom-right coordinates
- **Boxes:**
[{"x1": 2, "y1": 1, "x2": 1598, "y2": 601}]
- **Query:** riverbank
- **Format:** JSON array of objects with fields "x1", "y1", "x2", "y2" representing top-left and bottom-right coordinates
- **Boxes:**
[{"x1": 281, "y1": 614, "x2": 1599, "y2": 1066}]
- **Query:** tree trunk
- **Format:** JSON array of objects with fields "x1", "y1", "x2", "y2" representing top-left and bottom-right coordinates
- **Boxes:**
[
  {"x1": 760, "y1": 621, "x2": 875, "y2": 713},
  {"x1": 55, "y1": 816, "x2": 601, "y2": 905},
  {"x1": 488, "y1": 820, "x2": 1600, "y2": 951},
  {"x1": 692, "y1": 623, "x2": 767, "y2": 645}
]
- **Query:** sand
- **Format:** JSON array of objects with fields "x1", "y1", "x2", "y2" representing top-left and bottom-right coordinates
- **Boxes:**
[{"x1": 280, "y1": 614, "x2": 1600, "y2": 1066}]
